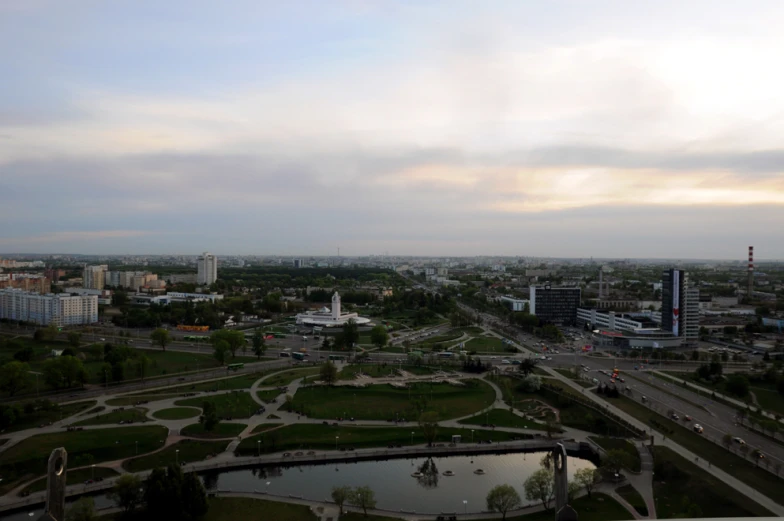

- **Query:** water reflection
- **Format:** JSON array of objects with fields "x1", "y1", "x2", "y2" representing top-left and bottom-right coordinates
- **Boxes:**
[{"x1": 415, "y1": 458, "x2": 439, "y2": 489}]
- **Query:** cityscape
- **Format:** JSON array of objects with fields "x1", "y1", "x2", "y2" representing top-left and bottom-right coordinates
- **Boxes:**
[{"x1": 2, "y1": 2, "x2": 784, "y2": 521}]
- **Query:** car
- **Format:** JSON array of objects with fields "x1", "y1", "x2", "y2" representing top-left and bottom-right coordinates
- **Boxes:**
[
  {"x1": 693, "y1": 424, "x2": 704, "y2": 433},
  {"x1": 592, "y1": 378, "x2": 599, "y2": 384},
  {"x1": 501, "y1": 359, "x2": 511, "y2": 364},
  {"x1": 583, "y1": 367, "x2": 589, "y2": 372},
  {"x1": 684, "y1": 415, "x2": 692, "y2": 421},
  {"x1": 670, "y1": 413, "x2": 679, "y2": 420},
  {"x1": 733, "y1": 437, "x2": 746, "y2": 445},
  {"x1": 490, "y1": 356, "x2": 498, "y2": 359},
  {"x1": 618, "y1": 377, "x2": 625, "y2": 383},
  {"x1": 511, "y1": 360, "x2": 521, "y2": 365}
]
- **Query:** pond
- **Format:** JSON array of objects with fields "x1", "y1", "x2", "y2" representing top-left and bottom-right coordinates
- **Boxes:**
[{"x1": 5, "y1": 451, "x2": 596, "y2": 519}]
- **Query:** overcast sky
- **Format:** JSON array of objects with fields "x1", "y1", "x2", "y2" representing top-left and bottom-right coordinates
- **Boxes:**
[{"x1": 2, "y1": 1, "x2": 784, "y2": 259}]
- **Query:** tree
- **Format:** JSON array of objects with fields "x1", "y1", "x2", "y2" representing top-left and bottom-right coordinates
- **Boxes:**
[
  {"x1": 210, "y1": 329, "x2": 246, "y2": 359},
  {"x1": 251, "y1": 329, "x2": 266, "y2": 359},
  {"x1": 419, "y1": 411, "x2": 439, "y2": 446},
  {"x1": 320, "y1": 361, "x2": 338, "y2": 385},
  {"x1": 369, "y1": 325, "x2": 389, "y2": 348},
  {"x1": 109, "y1": 474, "x2": 143, "y2": 515},
  {"x1": 200, "y1": 400, "x2": 219, "y2": 431},
  {"x1": 602, "y1": 449, "x2": 633, "y2": 475},
  {"x1": 574, "y1": 468, "x2": 599, "y2": 499},
  {"x1": 145, "y1": 465, "x2": 183, "y2": 521},
  {"x1": 66, "y1": 497, "x2": 97, "y2": 521},
  {"x1": 13, "y1": 345, "x2": 34, "y2": 362},
  {"x1": 212, "y1": 340, "x2": 230, "y2": 365},
  {"x1": 725, "y1": 374, "x2": 750, "y2": 398},
  {"x1": 518, "y1": 374, "x2": 542, "y2": 392},
  {"x1": 43, "y1": 356, "x2": 87, "y2": 389},
  {"x1": 150, "y1": 328, "x2": 172, "y2": 351},
  {"x1": 67, "y1": 331, "x2": 82, "y2": 348},
  {"x1": 722, "y1": 433, "x2": 733, "y2": 451},
  {"x1": 350, "y1": 485, "x2": 377, "y2": 517},
  {"x1": 331, "y1": 485, "x2": 352, "y2": 515},
  {"x1": 486, "y1": 484, "x2": 521, "y2": 520},
  {"x1": 519, "y1": 358, "x2": 539, "y2": 377},
  {"x1": 181, "y1": 472, "x2": 208, "y2": 520},
  {"x1": 0, "y1": 361, "x2": 31, "y2": 396},
  {"x1": 342, "y1": 319, "x2": 360, "y2": 349},
  {"x1": 524, "y1": 468, "x2": 554, "y2": 510},
  {"x1": 568, "y1": 481, "x2": 582, "y2": 502}
]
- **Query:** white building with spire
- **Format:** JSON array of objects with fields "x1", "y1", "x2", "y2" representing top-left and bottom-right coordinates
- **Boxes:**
[{"x1": 295, "y1": 292, "x2": 371, "y2": 327}]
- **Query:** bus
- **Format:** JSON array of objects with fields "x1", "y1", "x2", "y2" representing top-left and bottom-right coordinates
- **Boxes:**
[
  {"x1": 279, "y1": 352, "x2": 291, "y2": 357},
  {"x1": 227, "y1": 363, "x2": 244, "y2": 371},
  {"x1": 438, "y1": 352, "x2": 453, "y2": 358},
  {"x1": 292, "y1": 352, "x2": 306, "y2": 361}
]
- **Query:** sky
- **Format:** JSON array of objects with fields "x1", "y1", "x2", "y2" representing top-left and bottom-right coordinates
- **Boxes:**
[{"x1": 2, "y1": 0, "x2": 784, "y2": 259}]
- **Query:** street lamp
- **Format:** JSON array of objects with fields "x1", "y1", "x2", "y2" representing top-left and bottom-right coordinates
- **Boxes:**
[
  {"x1": 335, "y1": 436, "x2": 339, "y2": 450},
  {"x1": 176, "y1": 449, "x2": 180, "y2": 465},
  {"x1": 266, "y1": 481, "x2": 271, "y2": 494},
  {"x1": 257, "y1": 440, "x2": 261, "y2": 457},
  {"x1": 91, "y1": 464, "x2": 95, "y2": 481},
  {"x1": 471, "y1": 430, "x2": 475, "y2": 443},
  {"x1": 411, "y1": 431, "x2": 414, "y2": 445},
  {"x1": 463, "y1": 500, "x2": 468, "y2": 514}
]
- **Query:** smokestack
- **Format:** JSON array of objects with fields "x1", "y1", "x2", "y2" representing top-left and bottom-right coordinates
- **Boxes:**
[
  {"x1": 748, "y1": 246, "x2": 754, "y2": 301},
  {"x1": 599, "y1": 267, "x2": 604, "y2": 299}
]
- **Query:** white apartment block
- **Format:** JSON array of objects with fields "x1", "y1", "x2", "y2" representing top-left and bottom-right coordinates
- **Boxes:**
[
  {"x1": 0, "y1": 288, "x2": 98, "y2": 326},
  {"x1": 197, "y1": 252, "x2": 218, "y2": 285}
]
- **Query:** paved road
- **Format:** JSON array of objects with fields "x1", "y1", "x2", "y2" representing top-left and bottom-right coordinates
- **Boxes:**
[{"x1": 554, "y1": 354, "x2": 784, "y2": 475}]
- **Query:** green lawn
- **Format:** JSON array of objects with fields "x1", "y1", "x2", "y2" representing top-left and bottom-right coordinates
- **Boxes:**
[
  {"x1": 202, "y1": 498, "x2": 317, "y2": 521},
  {"x1": 153, "y1": 407, "x2": 201, "y2": 420},
  {"x1": 175, "y1": 391, "x2": 259, "y2": 419},
  {"x1": 250, "y1": 423, "x2": 284, "y2": 434},
  {"x1": 20, "y1": 467, "x2": 119, "y2": 494},
  {"x1": 588, "y1": 437, "x2": 641, "y2": 472},
  {"x1": 553, "y1": 368, "x2": 593, "y2": 388},
  {"x1": 665, "y1": 371, "x2": 784, "y2": 416},
  {"x1": 616, "y1": 485, "x2": 648, "y2": 516},
  {"x1": 492, "y1": 376, "x2": 636, "y2": 437},
  {"x1": 459, "y1": 408, "x2": 548, "y2": 431},
  {"x1": 106, "y1": 394, "x2": 180, "y2": 406},
  {"x1": 72, "y1": 407, "x2": 149, "y2": 426},
  {"x1": 256, "y1": 389, "x2": 283, "y2": 403},
  {"x1": 289, "y1": 380, "x2": 495, "y2": 421},
  {"x1": 482, "y1": 493, "x2": 631, "y2": 521},
  {"x1": 130, "y1": 372, "x2": 272, "y2": 396},
  {"x1": 261, "y1": 367, "x2": 321, "y2": 386},
  {"x1": 341, "y1": 514, "x2": 401, "y2": 521},
  {"x1": 123, "y1": 439, "x2": 227, "y2": 472},
  {"x1": 600, "y1": 393, "x2": 784, "y2": 502},
  {"x1": 651, "y1": 446, "x2": 773, "y2": 518},
  {"x1": 235, "y1": 424, "x2": 529, "y2": 455},
  {"x1": 0, "y1": 425, "x2": 167, "y2": 494},
  {"x1": 337, "y1": 364, "x2": 433, "y2": 380},
  {"x1": 465, "y1": 336, "x2": 510, "y2": 352},
  {"x1": 2, "y1": 400, "x2": 96, "y2": 433},
  {"x1": 181, "y1": 422, "x2": 246, "y2": 439}
]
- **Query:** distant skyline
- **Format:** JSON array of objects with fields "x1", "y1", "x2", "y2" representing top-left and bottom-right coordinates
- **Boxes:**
[{"x1": 2, "y1": 1, "x2": 784, "y2": 258}]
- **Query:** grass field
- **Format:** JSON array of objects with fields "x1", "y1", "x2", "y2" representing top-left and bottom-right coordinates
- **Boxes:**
[
  {"x1": 341, "y1": 514, "x2": 401, "y2": 521},
  {"x1": 487, "y1": 493, "x2": 631, "y2": 521},
  {"x1": 600, "y1": 393, "x2": 784, "y2": 502},
  {"x1": 20, "y1": 467, "x2": 119, "y2": 494},
  {"x1": 492, "y1": 376, "x2": 636, "y2": 437},
  {"x1": 3, "y1": 400, "x2": 96, "y2": 433},
  {"x1": 72, "y1": 407, "x2": 149, "y2": 426},
  {"x1": 235, "y1": 424, "x2": 529, "y2": 455},
  {"x1": 651, "y1": 446, "x2": 773, "y2": 518},
  {"x1": 251, "y1": 423, "x2": 285, "y2": 434},
  {"x1": 0, "y1": 425, "x2": 167, "y2": 494},
  {"x1": 465, "y1": 336, "x2": 509, "y2": 352},
  {"x1": 337, "y1": 364, "x2": 434, "y2": 380},
  {"x1": 664, "y1": 371, "x2": 784, "y2": 416},
  {"x1": 615, "y1": 485, "x2": 648, "y2": 516},
  {"x1": 256, "y1": 389, "x2": 283, "y2": 403},
  {"x1": 588, "y1": 437, "x2": 641, "y2": 472},
  {"x1": 459, "y1": 408, "x2": 548, "y2": 431},
  {"x1": 131, "y1": 372, "x2": 272, "y2": 396},
  {"x1": 553, "y1": 369, "x2": 594, "y2": 388},
  {"x1": 175, "y1": 391, "x2": 259, "y2": 419},
  {"x1": 289, "y1": 380, "x2": 495, "y2": 421},
  {"x1": 123, "y1": 439, "x2": 228, "y2": 472},
  {"x1": 202, "y1": 498, "x2": 318, "y2": 521},
  {"x1": 106, "y1": 394, "x2": 179, "y2": 406},
  {"x1": 153, "y1": 407, "x2": 201, "y2": 420},
  {"x1": 181, "y1": 422, "x2": 246, "y2": 439},
  {"x1": 261, "y1": 367, "x2": 321, "y2": 386}
]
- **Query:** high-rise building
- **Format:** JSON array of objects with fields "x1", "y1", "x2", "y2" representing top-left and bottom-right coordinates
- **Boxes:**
[
  {"x1": 661, "y1": 269, "x2": 699, "y2": 344},
  {"x1": 82, "y1": 265, "x2": 107, "y2": 290},
  {"x1": 197, "y1": 252, "x2": 218, "y2": 285},
  {"x1": 529, "y1": 285, "x2": 581, "y2": 325},
  {"x1": 0, "y1": 288, "x2": 98, "y2": 326},
  {"x1": 293, "y1": 258, "x2": 302, "y2": 268}
]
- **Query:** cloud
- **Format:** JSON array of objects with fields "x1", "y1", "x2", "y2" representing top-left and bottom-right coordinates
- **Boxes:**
[{"x1": 0, "y1": 230, "x2": 154, "y2": 246}]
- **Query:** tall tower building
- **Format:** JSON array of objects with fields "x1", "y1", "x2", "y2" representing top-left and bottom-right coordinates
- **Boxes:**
[
  {"x1": 331, "y1": 292, "x2": 341, "y2": 320},
  {"x1": 197, "y1": 252, "x2": 218, "y2": 285},
  {"x1": 661, "y1": 268, "x2": 699, "y2": 345},
  {"x1": 82, "y1": 265, "x2": 107, "y2": 290}
]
